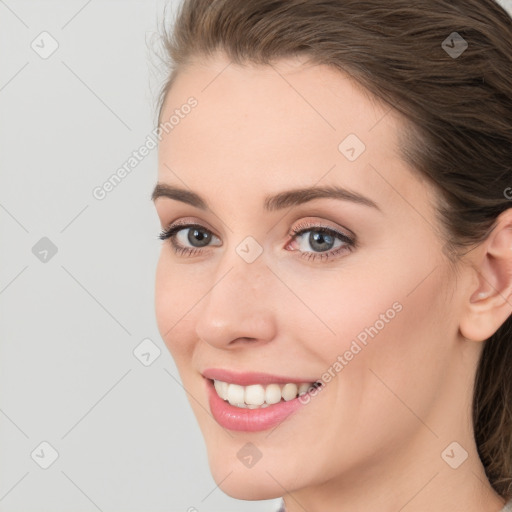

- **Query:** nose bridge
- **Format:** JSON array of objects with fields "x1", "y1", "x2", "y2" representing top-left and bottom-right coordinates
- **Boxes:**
[{"x1": 194, "y1": 244, "x2": 277, "y2": 347}]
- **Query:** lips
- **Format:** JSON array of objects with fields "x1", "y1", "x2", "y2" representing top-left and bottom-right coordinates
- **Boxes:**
[
  {"x1": 202, "y1": 368, "x2": 322, "y2": 431},
  {"x1": 202, "y1": 368, "x2": 319, "y2": 386}
]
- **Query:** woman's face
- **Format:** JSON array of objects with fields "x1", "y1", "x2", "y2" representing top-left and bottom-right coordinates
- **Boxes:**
[{"x1": 153, "y1": 54, "x2": 475, "y2": 501}]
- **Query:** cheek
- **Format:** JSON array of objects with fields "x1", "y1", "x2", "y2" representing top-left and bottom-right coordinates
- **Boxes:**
[
  {"x1": 323, "y1": 259, "x2": 453, "y2": 441},
  {"x1": 154, "y1": 250, "x2": 195, "y2": 362},
  {"x1": 154, "y1": 251, "x2": 170, "y2": 338},
  {"x1": 272, "y1": 258, "x2": 406, "y2": 366},
  {"x1": 289, "y1": 242, "x2": 452, "y2": 415}
]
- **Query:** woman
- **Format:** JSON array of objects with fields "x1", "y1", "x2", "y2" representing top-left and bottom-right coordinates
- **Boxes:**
[{"x1": 151, "y1": 0, "x2": 512, "y2": 510}]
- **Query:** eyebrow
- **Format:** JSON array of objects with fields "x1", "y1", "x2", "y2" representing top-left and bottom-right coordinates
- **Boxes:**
[{"x1": 151, "y1": 183, "x2": 381, "y2": 212}]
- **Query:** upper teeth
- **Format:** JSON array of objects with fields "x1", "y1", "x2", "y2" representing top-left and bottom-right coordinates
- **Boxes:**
[{"x1": 213, "y1": 380, "x2": 317, "y2": 408}]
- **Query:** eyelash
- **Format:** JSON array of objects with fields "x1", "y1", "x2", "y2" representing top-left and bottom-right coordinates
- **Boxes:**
[{"x1": 158, "y1": 221, "x2": 356, "y2": 262}]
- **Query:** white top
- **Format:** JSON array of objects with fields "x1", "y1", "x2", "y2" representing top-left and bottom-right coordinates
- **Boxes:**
[{"x1": 501, "y1": 499, "x2": 512, "y2": 512}]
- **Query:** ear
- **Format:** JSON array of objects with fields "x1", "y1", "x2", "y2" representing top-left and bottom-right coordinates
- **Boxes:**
[{"x1": 459, "y1": 209, "x2": 512, "y2": 342}]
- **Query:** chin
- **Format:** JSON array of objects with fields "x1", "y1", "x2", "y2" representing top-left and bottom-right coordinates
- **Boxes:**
[
  {"x1": 208, "y1": 458, "x2": 286, "y2": 501},
  {"x1": 201, "y1": 435, "x2": 292, "y2": 500}
]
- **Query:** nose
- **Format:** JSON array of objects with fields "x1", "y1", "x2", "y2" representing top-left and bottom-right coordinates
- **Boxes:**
[{"x1": 194, "y1": 252, "x2": 277, "y2": 350}]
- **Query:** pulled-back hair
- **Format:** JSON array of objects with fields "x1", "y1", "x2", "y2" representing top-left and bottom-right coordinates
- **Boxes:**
[{"x1": 157, "y1": 0, "x2": 512, "y2": 499}]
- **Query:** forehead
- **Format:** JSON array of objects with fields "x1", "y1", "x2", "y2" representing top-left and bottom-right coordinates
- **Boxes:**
[
  {"x1": 161, "y1": 55, "x2": 395, "y2": 147},
  {"x1": 157, "y1": 54, "x2": 432, "y2": 215}
]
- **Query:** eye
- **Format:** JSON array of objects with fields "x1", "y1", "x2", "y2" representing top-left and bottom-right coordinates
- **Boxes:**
[
  {"x1": 158, "y1": 223, "x2": 221, "y2": 257},
  {"x1": 158, "y1": 220, "x2": 356, "y2": 262},
  {"x1": 286, "y1": 222, "x2": 356, "y2": 262}
]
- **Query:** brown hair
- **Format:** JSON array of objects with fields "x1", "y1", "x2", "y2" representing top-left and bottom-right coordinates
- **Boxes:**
[{"x1": 157, "y1": 0, "x2": 512, "y2": 500}]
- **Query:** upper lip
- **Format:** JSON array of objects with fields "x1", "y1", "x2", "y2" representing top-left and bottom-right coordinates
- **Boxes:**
[{"x1": 201, "y1": 368, "x2": 317, "y2": 386}]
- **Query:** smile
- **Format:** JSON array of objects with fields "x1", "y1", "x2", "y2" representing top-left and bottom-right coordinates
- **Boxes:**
[
  {"x1": 213, "y1": 380, "x2": 320, "y2": 408},
  {"x1": 202, "y1": 369, "x2": 323, "y2": 431}
]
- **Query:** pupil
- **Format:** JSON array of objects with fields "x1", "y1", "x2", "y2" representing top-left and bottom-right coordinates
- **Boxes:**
[
  {"x1": 310, "y1": 232, "x2": 334, "y2": 252},
  {"x1": 189, "y1": 228, "x2": 211, "y2": 247}
]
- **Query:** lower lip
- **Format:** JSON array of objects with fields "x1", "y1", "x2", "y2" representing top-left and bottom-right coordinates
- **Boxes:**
[{"x1": 206, "y1": 379, "x2": 305, "y2": 432}]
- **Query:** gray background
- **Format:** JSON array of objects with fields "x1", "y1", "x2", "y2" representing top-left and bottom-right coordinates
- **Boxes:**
[
  {"x1": 1, "y1": 1, "x2": 511, "y2": 511},
  {"x1": 0, "y1": 1, "x2": 277, "y2": 510}
]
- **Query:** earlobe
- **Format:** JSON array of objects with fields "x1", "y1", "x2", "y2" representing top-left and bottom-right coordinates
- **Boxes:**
[{"x1": 459, "y1": 210, "x2": 512, "y2": 342}]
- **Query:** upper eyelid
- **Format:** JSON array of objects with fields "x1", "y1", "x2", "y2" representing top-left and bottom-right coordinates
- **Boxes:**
[
  {"x1": 155, "y1": 200, "x2": 361, "y2": 235},
  {"x1": 164, "y1": 214, "x2": 352, "y2": 231},
  {"x1": 291, "y1": 220, "x2": 355, "y2": 238},
  {"x1": 164, "y1": 220, "x2": 348, "y2": 236},
  {"x1": 166, "y1": 216, "x2": 220, "y2": 233}
]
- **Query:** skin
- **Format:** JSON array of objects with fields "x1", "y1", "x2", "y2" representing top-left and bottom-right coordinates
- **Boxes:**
[{"x1": 153, "y1": 52, "x2": 512, "y2": 512}]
